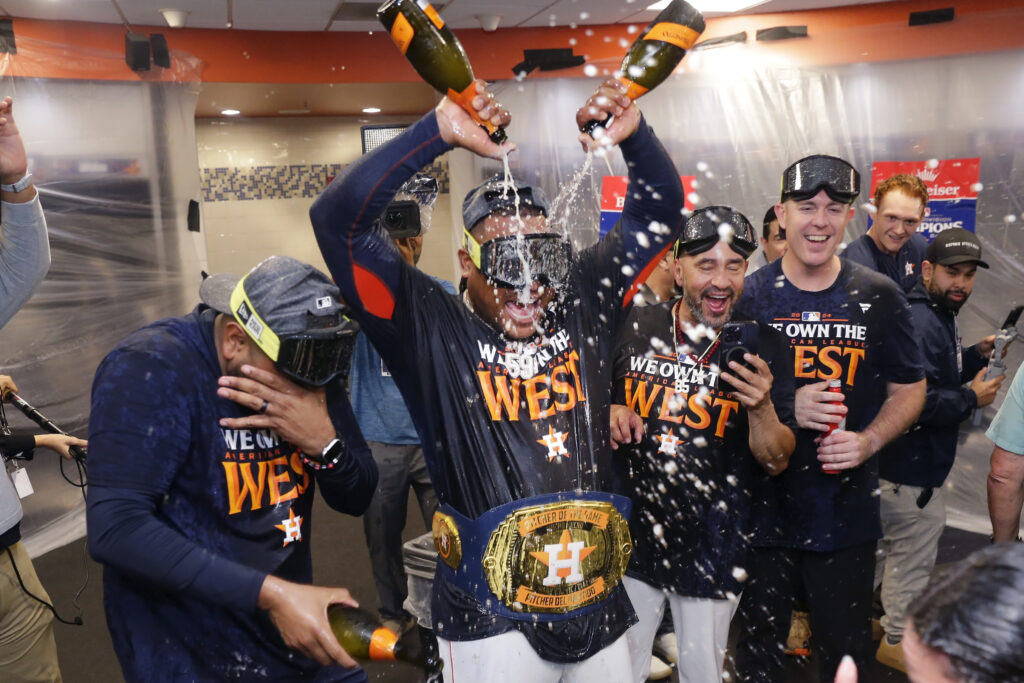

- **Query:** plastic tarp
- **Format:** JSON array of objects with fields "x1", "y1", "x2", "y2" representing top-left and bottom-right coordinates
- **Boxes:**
[
  {"x1": 451, "y1": 47, "x2": 1024, "y2": 535},
  {"x1": 0, "y1": 36, "x2": 205, "y2": 556}
]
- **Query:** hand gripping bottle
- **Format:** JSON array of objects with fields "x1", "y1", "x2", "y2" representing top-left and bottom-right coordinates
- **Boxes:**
[
  {"x1": 328, "y1": 604, "x2": 442, "y2": 675},
  {"x1": 581, "y1": 0, "x2": 705, "y2": 136},
  {"x1": 377, "y1": 0, "x2": 506, "y2": 144}
]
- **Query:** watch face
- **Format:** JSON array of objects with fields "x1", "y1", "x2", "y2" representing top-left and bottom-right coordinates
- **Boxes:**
[{"x1": 321, "y1": 438, "x2": 344, "y2": 463}]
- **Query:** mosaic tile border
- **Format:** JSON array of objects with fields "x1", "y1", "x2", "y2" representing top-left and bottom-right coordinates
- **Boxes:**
[{"x1": 201, "y1": 159, "x2": 450, "y2": 202}]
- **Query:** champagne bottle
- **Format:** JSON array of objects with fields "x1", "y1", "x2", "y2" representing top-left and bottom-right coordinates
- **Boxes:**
[
  {"x1": 377, "y1": 0, "x2": 507, "y2": 144},
  {"x1": 581, "y1": 0, "x2": 705, "y2": 136},
  {"x1": 327, "y1": 604, "x2": 442, "y2": 674}
]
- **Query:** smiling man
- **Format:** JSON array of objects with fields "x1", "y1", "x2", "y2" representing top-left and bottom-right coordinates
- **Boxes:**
[
  {"x1": 843, "y1": 173, "x2": 929, "y2": 292},
  {"x1": 609, "y1": 207, "x2": 795, "y2": 683},
  {"x1": 310, "y1": 79, "x2": 683, "y2": 681},
  {"x1": 873, "y1": 228, "x2": 1001, "y2": 672},
  {"x1": 734, "y1": 154, "x2": 926, "y2": 682}
]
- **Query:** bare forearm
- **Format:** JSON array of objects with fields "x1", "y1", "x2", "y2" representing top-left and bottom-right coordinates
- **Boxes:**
[
  {"x1": 862, "y1": 379, "x2": 925, "y2": 455},
  {"x1": 748, "y1": 403, "x2": 795, "y2": 475},
  {"x1": 988, "y1": 447, "x2": 1024, "y2": 542}
]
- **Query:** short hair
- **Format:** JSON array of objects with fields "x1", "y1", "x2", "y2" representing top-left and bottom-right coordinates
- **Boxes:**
[
  {"x1": 908, "y1": 543, "x2": 1024, "y2": 683},
  {"x1": 873, "y1": 174, "x2": 929, "y2": 215},
  {"x1": 762, "y1": 206, "x2": 784, "y2": 241}
]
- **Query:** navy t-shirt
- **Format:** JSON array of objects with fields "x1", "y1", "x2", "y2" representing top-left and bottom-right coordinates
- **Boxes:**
[
  {"x1": 87, "y1": 307, "x2": 376, "y2": 682},
  {"x1": 739, "y1": 259, "x2": 924, "y2": 551},
  {"x1": 842, "y1": 232, "x2": 927, "y2": 293},
  {"x1": 612, "y1": 303, "x2": 795, "y2": 597}
]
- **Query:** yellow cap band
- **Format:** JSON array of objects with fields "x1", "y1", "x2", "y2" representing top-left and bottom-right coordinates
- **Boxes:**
[
  {"x1": 229, "y1": 275, "x2": 281, "y2": 361},
  {"x1": 463, "y1": 228, "x2": 483, "y2": 269}
]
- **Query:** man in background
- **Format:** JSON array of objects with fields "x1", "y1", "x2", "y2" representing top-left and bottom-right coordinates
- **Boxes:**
[
  {"x1": 842, "y1": 173, "x2": 928, "y2": 293},
  {"x1": 351, "y1": 174, "x2": 453, "y2": 634},
  {"x1": 747, "y1": 206, "x2": 787, "y2": 274},
  {"x1": 874, "y1": 228, "x2": 1002, "y2": 672}
]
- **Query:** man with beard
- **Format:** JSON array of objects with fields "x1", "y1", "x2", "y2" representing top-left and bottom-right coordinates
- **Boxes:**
[
  {"x1": 874, "y1": 228, "x2": 1002, "y2": 672},
  {"x1": 309, "y1": 80, "x2": 684, "y2": 680},
  {"x1": 734, "y1": 154, "x2": 926, "y2": 682},
  {"x1": 842, "y1": 174, "x2": 929, "y2": 293},
  {"x1": 609, "y1": 207, "x2": 795, "y2": 682}
]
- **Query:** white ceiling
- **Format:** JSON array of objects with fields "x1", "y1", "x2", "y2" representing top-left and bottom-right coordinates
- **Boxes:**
[{"x1": 0, "y1": 0, "x2": 897, "y2": 32}]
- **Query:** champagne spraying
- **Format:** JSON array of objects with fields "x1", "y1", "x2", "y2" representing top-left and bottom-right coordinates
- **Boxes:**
[
  {"x1": 378, "y1": 0, "x2": 507, "y2": 143},
  {"x1": 580, "y1": 0, "x2": 705, "y2": 137}
]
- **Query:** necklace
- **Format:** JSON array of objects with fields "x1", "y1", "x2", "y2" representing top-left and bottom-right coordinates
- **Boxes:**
[{"x1": 671, "y1": 300, "x2": 721, "y2": 393}]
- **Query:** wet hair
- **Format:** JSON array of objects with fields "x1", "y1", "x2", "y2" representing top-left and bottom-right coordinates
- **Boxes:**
[
  {"x1": 762, "y1": 207, "x2": 784, "y2": 241},
  {"x1": 908, "y1": 543, "x2": 1024, "y2": 683},
  {"x1": 873, "y1": 173, "x2": 929, "y2": 216}
]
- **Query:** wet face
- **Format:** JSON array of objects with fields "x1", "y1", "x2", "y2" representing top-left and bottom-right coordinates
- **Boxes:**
[
  {"x1": 872, "y1": 189, "x2": 925, "y2": 256},
  {"x1": 763, "y1": 219, "x2": 787, "y2": 263},
  {"x1": 778, "y1": 190, "x2": 854, "y2": 271},
  {"x1": 673, "y1": 241, "x2": 747, "y2": 330},
  {"x1": 458, "y1": 209, "x2": 557, "y2": 339},
  {"x1": 923, "y1": 260, "x2": 977, "y2": 313},
  {"x1": 904, "y1": 621, "x2": 961, "y2": 683}
]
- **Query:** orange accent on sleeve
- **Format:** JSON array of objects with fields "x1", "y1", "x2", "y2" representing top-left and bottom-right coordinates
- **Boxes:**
[
  {"x1": 621, "y1": 243, "x2": 672, "y2": 308},
  {"x1": 354, "y1": 265, "x2": 396, "y2": 319},
  {"x1": 369, "y1": 627, "x2": 399, "y2": 660}
]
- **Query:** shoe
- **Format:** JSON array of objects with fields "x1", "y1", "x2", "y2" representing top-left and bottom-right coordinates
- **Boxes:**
[
  {"x1": 876, "y1": 637, "x2": 907, "y2": 672},
  {"x1": 653, "y1": 632, "x2": 678, "y2": 664},
  {"x1": 784, "y1": 610, "x2": 811, "y2": 657},
  {"x1": 871, "y1": 618, "x2": 884, "y2": 642},
  {"x1": 648, "y1": 654, "x2": 673, "y2": 681}
]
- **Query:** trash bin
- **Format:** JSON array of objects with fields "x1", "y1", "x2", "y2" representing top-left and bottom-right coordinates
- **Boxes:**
[{"x1": 402, "y1": 531, "x2": 437, "y2": 626}]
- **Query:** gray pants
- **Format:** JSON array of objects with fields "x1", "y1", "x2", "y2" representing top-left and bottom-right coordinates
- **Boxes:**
[
  {"x1": 362, "y1": 442, "x2": 438, "y2": 619},
  {"x1": 874, "y1": 479, "x2": 946, "y2": 640}
]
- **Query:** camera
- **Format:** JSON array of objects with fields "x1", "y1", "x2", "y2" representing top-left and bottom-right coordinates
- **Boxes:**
[{"x1": 378, "y1": 200, "x2": 421, "y2": 239}]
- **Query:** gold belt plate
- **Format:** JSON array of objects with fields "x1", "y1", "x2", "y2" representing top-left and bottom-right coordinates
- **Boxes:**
[{"x1": 482, "y1": 500, "x2": 632, "y2": 614}]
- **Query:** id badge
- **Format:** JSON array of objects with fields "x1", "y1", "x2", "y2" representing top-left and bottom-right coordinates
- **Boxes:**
[{"x1": 11, "y1": 466, "x2": 33, "y2": 498}]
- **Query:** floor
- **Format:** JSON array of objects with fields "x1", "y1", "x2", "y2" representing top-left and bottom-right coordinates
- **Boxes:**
[{"x1": 33, "y1": 494, "x2": 990, "y2": 683}]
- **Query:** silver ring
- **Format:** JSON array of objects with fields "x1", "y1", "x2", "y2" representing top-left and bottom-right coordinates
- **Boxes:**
[{"x1": 259, "y1": 399, "x2": 269, "y2": 414}]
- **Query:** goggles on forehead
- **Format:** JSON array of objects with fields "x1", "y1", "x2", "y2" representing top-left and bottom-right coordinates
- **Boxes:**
[
  {"x1": 463, "y1": 229, "x2": 572, "y2": 290},
  {"x1": 229, "y1": 277, "x2": 359, "y2": 387},
  {"x1": 781, "y1": 154, "x2": 861, "y2": 203},
  {"x1": 674, "y1": 206, "x2": 757, "y2": 259}
]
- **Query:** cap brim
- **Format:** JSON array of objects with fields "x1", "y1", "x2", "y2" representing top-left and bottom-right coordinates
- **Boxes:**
[
  {"x1": 935, "y1": 255, "x2": 989, "y2": 269},
  {"x1": 199, "y1": 273, "x2": 241, "y2": 313}
]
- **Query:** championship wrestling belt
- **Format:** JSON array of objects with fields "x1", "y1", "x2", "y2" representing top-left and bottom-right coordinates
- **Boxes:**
[{"x1": 431, "y1": 491, "x2": 632, "y2": 622}]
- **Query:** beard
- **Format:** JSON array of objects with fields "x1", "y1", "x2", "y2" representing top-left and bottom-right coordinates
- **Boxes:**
[
  {"x1": 929, "y1": 281, "x2": 968, "y2": 313},
  {"x1": 682, "y1": 285, "x2": 735, "y2": 328}
]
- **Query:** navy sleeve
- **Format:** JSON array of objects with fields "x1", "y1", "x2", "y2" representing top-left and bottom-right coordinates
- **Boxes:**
[
  {"x1": 913, "y1": 309, "x2": 977, "y2": 426},
  {"x1": 317, "y1": 384, "x2": 378, "y2": 516},
  {"x1": 86, "y1": 348, "x2": 266, "y2": 613},
  {"x1": 577, "y1": 118, "x2": 684, "y2": 330},
  {"x1": 877, "y1": 282, "x2": 925, "y2": 385},
  {"x1": 961, "y1": 343, "x2": 988, "y2": 383}
]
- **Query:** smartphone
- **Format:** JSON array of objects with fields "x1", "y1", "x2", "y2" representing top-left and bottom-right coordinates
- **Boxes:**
[
  {"x1": 719, "y1": 321, "x2": 759, "y2": 393},
  {"x1": 1001, "y1": 305, "x2": 1024, "y2": 332}
]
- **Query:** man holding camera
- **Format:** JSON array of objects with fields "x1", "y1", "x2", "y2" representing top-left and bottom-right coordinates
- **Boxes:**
[
  {"x1": 734, "y1": 154, "x2": 925, "y2": 682},
  {"x1": 350, "y1": 174, "x2": 453, "y2": 634},
  {"x1": 609, "y1": 206, "x2": 795, "y2": 683}
]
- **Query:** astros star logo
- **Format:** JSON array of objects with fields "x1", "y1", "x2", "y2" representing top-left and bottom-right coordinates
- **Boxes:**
[
  {"x1": 657, "y1": 433, "x2": 682, "y2": 456},
  {"x1": 274, "y1": 508, "x2": 303, "y2": 546},
  {"x1": 905, "y1": 262, "x2": 915, "y2": 276},
  {"x1": 537, "y1": 426, "x2": 570, "y2": 461},
  {"x1": 530, "y1": 529, "x2": 596, "y2": 586}
]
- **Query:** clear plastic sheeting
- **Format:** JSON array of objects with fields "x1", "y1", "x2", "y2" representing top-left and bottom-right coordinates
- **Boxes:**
[
  {"x1": 453, "y1": 48, "x2": 1024, "y2": 535},
  {"x1": 0, "y1": 71, "x2": 205, "y2": 555}
]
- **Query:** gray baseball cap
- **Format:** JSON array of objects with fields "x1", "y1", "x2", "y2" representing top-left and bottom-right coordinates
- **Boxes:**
[
  {"x1": 462, "y1": 174, "x2": 550, "y2": 231},
  {"x1": 199, "y1": 255, "x2": 347, "y2": 360}
]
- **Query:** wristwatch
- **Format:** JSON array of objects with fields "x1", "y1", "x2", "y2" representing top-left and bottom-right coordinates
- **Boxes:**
[
  {"x1": 1, "y1": 173, "x2": 32, "y2": 193},
  {"x1": 301, "y1": 436, "x2": 345, "y2": 470}
]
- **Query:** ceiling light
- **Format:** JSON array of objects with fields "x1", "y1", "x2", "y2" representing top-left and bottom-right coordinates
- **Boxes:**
[
  {"x1": 220, "y1": 109, "x2": 240, "y2": 116},
  {"x1": 159, "y1": 8, "x2": 189, "y2": 28},
  {"x1": 646, "y1": 0, "x2": 768, "y2": 12},
  {"x1": 362, "y1": 107, "x2": 381, "y2": 114}
]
